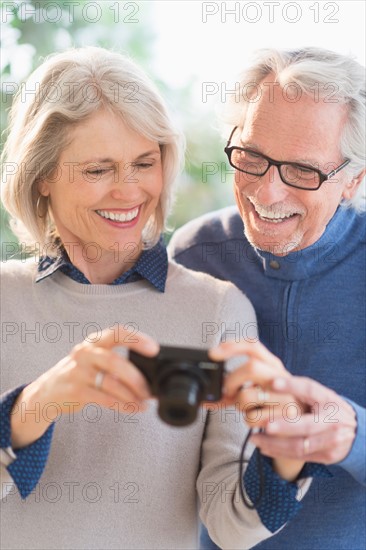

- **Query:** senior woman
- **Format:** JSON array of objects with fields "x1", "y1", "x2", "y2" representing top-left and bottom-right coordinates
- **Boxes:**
[{"x1": 1, "y1": 47, "x2": 307, "y2": 550}]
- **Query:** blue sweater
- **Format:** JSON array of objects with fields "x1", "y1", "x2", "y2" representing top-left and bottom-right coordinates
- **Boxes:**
[{"x1": 169, "y1": 205, "x2": 366, "y2": 550}]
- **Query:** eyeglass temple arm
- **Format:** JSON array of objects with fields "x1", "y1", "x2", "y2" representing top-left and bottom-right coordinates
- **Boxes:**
[
  {"x1": 326, "y1": 159, "x2": 350, "y2": 180},
  {"x1": 226, "y1": 126, "x2": 238, "y2": 147}
]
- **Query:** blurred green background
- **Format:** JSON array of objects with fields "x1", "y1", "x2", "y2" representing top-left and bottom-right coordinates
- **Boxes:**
[{"x1": 0, "y1": 0, "x2": 236, "y2": 257}]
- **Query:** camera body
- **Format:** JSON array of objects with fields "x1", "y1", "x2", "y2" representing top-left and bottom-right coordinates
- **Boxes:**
[{"x1": 129, "y1": 345, "x2": 224, "y2": 427}]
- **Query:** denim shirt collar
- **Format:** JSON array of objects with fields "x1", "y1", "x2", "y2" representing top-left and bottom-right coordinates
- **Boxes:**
[{"x1": 36, "y1": 240, "x2": 168, "y2": 292}]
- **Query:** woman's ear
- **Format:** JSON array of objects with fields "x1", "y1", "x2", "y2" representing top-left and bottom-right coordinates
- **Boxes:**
[
  {"x1": 342, "y1": 168, "x2": 366, "y2": 200},
  {"x1": 37, "y1": 179, "x2": 50, "y2": 197}
]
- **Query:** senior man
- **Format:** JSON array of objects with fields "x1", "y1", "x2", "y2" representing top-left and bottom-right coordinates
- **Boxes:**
[{"x1": 169, "y1": 48, "x2": 365, "y2": 550}]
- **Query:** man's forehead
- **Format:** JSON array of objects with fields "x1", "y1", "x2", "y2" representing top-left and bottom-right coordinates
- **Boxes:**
[
  {"x1": 239, "y1": 77, "x2": 348, "y2": 157},
  {"x1": 248, "y1": 74, "x2": 348, "y2": 123}
]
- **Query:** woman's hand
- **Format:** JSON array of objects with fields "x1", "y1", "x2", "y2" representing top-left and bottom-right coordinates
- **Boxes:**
[
  {"x1": 10, "y1": 326, "x2": 159, "y2": 449},
  {"x1": 209, "y1": 340, "x2": 306, "y2": 481}
]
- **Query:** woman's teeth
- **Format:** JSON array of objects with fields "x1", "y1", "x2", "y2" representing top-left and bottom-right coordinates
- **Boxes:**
[{"x1": 96, "y1": 207, "x2": 139, "y2": 222}]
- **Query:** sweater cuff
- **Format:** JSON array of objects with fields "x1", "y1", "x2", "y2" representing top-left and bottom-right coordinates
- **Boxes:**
[
  {"x1": 243, "y1": 449, "x2": 331, "y2": 532},
  {"x1": 0, "y1": 385, "x2": 28, "y2": 448},
  {"x1": 1, "y1": 385, "x2": 55, "y2": 499}
]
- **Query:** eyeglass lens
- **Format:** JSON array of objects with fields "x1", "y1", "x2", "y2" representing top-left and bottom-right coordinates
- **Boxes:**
[{"x1": 230, "y1": 148, "x2": 320, "y2": 188}]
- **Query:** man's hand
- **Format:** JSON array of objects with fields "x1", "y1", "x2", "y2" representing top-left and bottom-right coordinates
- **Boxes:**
[
  {"x1": 209, "y1": 340, "x2": 306, "y2": 480},
  {"x1": 250, "y1": 376, "x2": 357, "y2": 465}
]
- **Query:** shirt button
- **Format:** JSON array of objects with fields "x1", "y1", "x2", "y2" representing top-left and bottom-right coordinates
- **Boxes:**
[{"x1": 269, "y1": 260, "x2": 280, "y2": 270}]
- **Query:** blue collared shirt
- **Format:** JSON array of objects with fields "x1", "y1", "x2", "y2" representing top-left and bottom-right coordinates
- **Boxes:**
[{"x1": 36, "y1": 240, "x2": 168, "y2": 292}]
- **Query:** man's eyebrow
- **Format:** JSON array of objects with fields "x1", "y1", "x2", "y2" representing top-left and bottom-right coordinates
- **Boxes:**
[
  {"x1": 238, "y1": 140, "x2": 319, "y2": 166},
  {"x1": 238, "y1": 140, "x2": 260, "y2": 150}
]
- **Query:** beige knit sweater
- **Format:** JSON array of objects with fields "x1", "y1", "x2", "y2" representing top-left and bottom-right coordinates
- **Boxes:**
[{"x1": 1, "y1": 259, "x2": 292, "y2": 549}]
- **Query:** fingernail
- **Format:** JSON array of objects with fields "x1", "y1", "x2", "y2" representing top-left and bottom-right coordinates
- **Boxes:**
[
  {"x1": 266, "y1": 422, "x2": 279, "y2": 433},
  {"x1": 142, "y1": 341, "x2": 159, "y2": 354},
  {"x1": 210, "y1": 347, "x2": 225, "y2": 360},
  {"x1": 273, "y1": 378, "x2": 287, "y2": 390}
]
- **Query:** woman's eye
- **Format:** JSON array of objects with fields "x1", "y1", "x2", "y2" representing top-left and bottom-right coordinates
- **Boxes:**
[
  {"x1": 84, "y1": 168, "x2": 111, "y2": 177},
  {"x1": 135, "y1": 162, "x2": 153, "y2": 169}
]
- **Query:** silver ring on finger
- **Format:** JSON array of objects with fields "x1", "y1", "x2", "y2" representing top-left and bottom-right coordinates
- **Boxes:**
[
  {"x1": 94, "y1": 371, "x2": 105, "y2": 391},
  {"x1": 303, "y1": 436, "x2": 310, "y2": 455}
]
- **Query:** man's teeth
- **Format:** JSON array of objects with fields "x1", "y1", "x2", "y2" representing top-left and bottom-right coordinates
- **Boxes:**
[
  {"x1": 255, "y1": 208, "x2": 295, "y2": 223},
  {"x1": 97, "y1": 208, "x2": 139, "y2": 222}
]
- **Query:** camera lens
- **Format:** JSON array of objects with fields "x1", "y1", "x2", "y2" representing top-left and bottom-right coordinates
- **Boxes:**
[{"x1": 158, "y1": 372, "x2": 202, "y2": 427}]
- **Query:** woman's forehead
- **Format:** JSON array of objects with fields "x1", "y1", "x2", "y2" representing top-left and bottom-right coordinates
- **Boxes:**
[{"x1": 59, "y1": 111, "x2": 160, "y2": 160}]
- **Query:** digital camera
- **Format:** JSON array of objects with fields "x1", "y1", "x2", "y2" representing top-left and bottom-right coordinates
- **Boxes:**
[{"x1": 129, "y1": 345, "x2": 224, "y2": 427}]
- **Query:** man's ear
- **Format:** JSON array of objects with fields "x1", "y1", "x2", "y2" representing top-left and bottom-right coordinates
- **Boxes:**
[{"x1": 342, "y1": 168, "x2": 366, "y2": 200}]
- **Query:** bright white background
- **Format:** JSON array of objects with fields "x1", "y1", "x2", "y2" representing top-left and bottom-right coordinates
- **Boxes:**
[{"x1": 150, "y1": 0, "x2": 365, "y2": 115}]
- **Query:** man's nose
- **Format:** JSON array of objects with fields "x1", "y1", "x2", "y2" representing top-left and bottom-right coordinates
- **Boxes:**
[{"x1": 255, "y1": 165, "x2": 289, "y2": 204}]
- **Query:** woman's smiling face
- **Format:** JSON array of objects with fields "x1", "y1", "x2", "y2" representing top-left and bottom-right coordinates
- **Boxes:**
[{"x1": 39, "y1": 108, "x2": 163, "y2": 263}]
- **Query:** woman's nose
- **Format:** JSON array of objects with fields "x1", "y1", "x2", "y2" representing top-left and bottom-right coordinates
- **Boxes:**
[{"x1": 109, "y1": 163, "x2": 140, "y2": 199}]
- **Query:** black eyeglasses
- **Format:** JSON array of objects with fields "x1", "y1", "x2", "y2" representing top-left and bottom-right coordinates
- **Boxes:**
[{"x1": 224, "y1": 126, "x2": 350, "y2": 191}]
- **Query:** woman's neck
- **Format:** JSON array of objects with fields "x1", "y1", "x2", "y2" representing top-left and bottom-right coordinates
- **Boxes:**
[{"x1": 61, "y1": 242, "x2": 143, "y2": 284}]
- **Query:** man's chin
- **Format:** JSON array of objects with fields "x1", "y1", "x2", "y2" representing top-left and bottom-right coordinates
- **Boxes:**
[{"x1": 244, "y1": 231, "x2": 301, "y2": 256}]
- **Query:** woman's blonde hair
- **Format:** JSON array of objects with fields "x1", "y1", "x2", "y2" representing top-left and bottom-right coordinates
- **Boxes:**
[{"x1": 1, "y1": 46, "x2": 185, "y2": 251}]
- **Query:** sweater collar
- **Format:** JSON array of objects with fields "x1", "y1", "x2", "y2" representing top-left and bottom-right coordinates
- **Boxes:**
[
  {"x1": 36, "y1": 240, "x2": 168, "y2": 292},
  {"x1": 253, "y1": 206, "x2": 365, "y2": 281}
]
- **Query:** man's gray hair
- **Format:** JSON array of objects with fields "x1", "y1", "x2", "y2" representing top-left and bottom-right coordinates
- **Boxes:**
[{"x1": 223, "y1": 47, "x2": 365, "y2": 210}]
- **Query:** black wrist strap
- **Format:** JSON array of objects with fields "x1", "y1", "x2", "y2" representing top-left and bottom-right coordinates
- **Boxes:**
[{"x1": 239, "y1": 428, "x2": 265, "y2": 509}]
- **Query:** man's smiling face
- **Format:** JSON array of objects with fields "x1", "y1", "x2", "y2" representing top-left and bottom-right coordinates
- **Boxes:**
[{"x1": 233, "y1": 75, "x2": 357, "y2": 255}]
